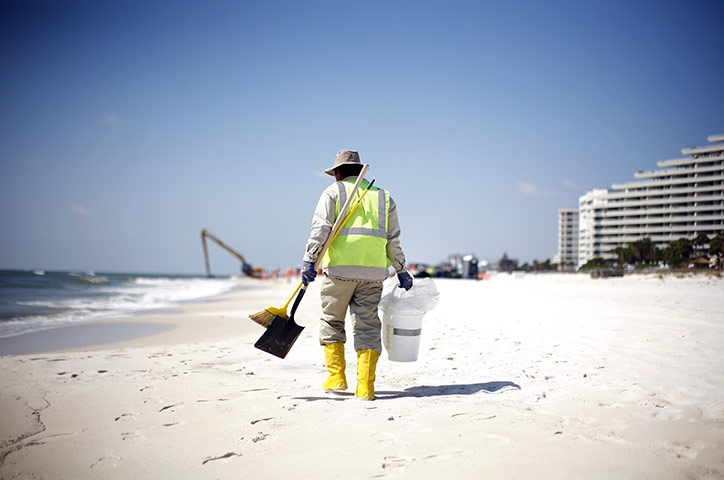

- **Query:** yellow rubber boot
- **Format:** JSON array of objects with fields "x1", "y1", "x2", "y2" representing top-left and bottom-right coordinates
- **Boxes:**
[
  {"x1": 322, "y1": 343, "x2": 347, "y2": 391},
  {"x1": 355, "y1": 350, "x2": 380, "y2": 401}
]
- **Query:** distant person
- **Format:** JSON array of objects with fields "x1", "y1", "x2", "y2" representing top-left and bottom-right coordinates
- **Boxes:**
[{"x1": 301, "y1": 150, "x2": 412, "y2": 401}]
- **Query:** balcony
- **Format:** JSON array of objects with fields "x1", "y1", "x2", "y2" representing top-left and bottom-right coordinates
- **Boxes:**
[
  {"x1": 635, "y1": 163, "x2": 724, "y2": 179},
  {"x1": 598, "y1": 221, "x2": 724, "y2": 237},
  {"x1": 659, "y1": 153, "x2": 724, "y2": 168},
  {"x1": 598, "y1": 228, "x2": 724, "y2": 246},
  {"x1": 611, "y1": 173, "x2": 724, "y2": 191},
  {"x1": 682, "y1": 144, "x2": 724, "y2": 155},
  {"x1": 600, "y1": 203, "x2": 724, "y2": 217},
  {"x1": 598, "y1": 213, "x2": 724, "y2": 228},
  {"x1": 599, "y1": 216, "x2": 722, "y2": 228},
  {"x1": 606, "y1": 185, "x2": 724, "y2": 202}
]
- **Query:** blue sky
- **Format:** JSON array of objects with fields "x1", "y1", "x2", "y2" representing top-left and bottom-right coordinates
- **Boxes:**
[{"x1": 1, "y1": 0, "x2": 723, "y2": 274}]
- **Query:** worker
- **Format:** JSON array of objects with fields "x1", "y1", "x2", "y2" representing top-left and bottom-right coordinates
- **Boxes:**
[{"x1": 301, "y1": 150, "x2": 413, "y2": 401}]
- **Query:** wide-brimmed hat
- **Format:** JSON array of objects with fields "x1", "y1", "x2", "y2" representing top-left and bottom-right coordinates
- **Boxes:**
[{"x1": 324, "y1": 150, "x2": 361, "y2": 176}]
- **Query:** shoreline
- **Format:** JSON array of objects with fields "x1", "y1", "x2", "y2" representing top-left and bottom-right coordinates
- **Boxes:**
[
  {"x1": 0, "y1": 322, "x2": 174, "y2": 356},
  {"x1": 0, "y1": 277, "x2": 288, "y2": 356}
]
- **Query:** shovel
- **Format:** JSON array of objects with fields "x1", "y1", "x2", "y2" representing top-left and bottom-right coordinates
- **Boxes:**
[
  {"x1": 253, "y1": 286, "x2": 307, "y2": 358},
  {"x1": 253, "y1": 172, "x2": 375, "y2": 359}
]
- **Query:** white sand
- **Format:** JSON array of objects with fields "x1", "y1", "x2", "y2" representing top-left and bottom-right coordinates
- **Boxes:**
[{"x1": 1, "y1": 273, "x2": 723, "y2": 479}]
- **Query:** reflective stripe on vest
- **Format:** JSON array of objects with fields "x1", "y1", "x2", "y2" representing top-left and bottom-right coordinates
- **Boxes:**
[
  {"x1": 337, "y1": 180, "x2": 387, "y2": 238},
  {"x1": 322, "y1": 178, "x2": 391, "y2": 269}
]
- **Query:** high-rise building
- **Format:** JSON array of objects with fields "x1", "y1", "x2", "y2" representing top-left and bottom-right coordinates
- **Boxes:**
[
  {"x1": 555, "y1": 208, "x2": 579, "y2": 270},
  {"x1": 577, "y1": 134, "x2": 724, "y2": 268}
]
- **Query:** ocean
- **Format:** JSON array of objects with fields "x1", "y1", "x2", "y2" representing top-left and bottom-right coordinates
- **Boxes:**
[{"x1": 0, "y1": 270, "x2": 242, "y2": 338}]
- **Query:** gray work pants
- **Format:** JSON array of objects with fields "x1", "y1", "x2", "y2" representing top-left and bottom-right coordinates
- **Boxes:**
[{"x1": 319, "y1": 276, "x2": 383, "y2": 354}]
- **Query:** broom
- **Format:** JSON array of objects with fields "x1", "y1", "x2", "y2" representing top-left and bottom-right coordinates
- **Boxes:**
[{"x1": 249, "y1": 166, "x2": 373, "y2": 327}]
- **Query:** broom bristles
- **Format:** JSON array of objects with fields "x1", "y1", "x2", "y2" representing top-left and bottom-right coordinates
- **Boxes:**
[{"x1": 249, "y1": 309, "x2": 276, "y2": 328}]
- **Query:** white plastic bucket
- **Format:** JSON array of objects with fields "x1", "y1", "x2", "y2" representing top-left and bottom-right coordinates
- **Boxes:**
[{"x1": 382, "y1": 310, "x2": 424, "y2": 362}]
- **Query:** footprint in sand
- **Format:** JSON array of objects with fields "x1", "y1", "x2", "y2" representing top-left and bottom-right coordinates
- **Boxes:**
[
  {"x1": 159, "y1": 403, "x2": 182, "y2": 413},
  {"x1": 202, "y1": 452, "x2": 242, "y2": 465},
  {"x1": 381, "y1": 455, "x2": 412, "y2": 470},
  {"x1": 670, "y1": 443, "x2": 697, "y2": 460},
  {"x1": 422, "y1": 450, "x2": 467, "y2": 462},
  {"x1": 114, "y1": 413, "x2": 134, "y2": 422},
  {"x1": 121, "y1": 431, "x2": 144, "y2": 442},
  {"x1": 90, "y1": 454, "x2": 122, "y2": 469},
  {"x1": 42, "y1": 357, "x2": 70, "y2": 363},
  {"x1": 250, "y1": 417, "x2": 274, "y2": 425}
]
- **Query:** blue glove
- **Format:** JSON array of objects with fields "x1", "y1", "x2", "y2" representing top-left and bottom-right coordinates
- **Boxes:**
[
  {"x1": 397, "y1": 271, "x2": 413, "y2": 291},
  {"x1": 302, "y1": 261, "x2": 317, "y2": 286}
]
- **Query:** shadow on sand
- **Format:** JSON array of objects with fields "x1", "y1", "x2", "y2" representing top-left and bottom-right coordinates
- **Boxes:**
[
  {"x1": 378, "y1": 381, "x2": 521, "y2": 399},
  {"x1": 295, "y1": 381, "x2": 520, "y2": 402}
]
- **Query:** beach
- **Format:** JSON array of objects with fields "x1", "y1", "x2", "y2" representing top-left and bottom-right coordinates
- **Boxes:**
[{"x1": 1, "y1": 272, "x2": 723, "y2": 479}]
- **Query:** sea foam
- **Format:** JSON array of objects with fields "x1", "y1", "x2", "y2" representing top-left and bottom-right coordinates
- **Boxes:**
[{"x1": 0, "y1": 271, "x2": 242, "y2": 338}]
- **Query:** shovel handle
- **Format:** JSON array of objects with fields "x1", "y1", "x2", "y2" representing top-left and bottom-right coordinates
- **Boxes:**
[{"x1": 288, "y1": 286, "x2": 307, "y2": 318}]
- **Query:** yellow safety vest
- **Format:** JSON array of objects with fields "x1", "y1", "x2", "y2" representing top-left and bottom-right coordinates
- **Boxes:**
[{"x1": 322, "y1": 178, "x2": 391, "y2": 270}]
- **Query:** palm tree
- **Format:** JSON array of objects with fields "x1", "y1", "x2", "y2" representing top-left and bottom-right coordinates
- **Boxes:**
[
  {"x1": 611, "y1": 246, "x2": 633, "y2": 266},
  {"x1": 629, "y1": 238, "x2": 661, "y2": 265},
  {"x1": 664, "y1": 238, "x2": 693, "y2": 269},
  {"x1": 693, "y1": 233, "x2": 710, "y2": 258},
  {"x1": 709, "y1": 232, "x2": 724, "y2": 268}
]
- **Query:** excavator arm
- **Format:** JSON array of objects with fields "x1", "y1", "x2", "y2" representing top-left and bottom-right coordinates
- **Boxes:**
[{"x1": 201, "y1": 229, "x2": 258, "y2": 278}]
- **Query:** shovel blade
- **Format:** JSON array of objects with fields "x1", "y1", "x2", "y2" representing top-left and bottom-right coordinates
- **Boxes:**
[{"x1": 254, "y1": 314, "x2": 305, "y2": 359}]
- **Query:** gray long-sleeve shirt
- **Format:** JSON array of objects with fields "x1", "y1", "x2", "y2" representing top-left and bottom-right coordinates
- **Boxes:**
[{"x1": 303, "y1": 176, "x2": 407, "y2": 282}]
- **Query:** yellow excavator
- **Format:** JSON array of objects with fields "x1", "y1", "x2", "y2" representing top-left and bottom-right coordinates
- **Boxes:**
[{"x1": 201, "y1": 229, "x2": 263, "y2": 278}]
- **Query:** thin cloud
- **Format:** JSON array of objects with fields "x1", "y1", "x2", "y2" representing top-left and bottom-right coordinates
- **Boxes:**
[
  {"x1": 514, "y1": 179, "x2": 558, "y2": 197},
  {"x1": 514, "y1": 179, "x2": 539, "y2": 196},
  {"x1": 562, "y1": 178, "x2": 580, "y2": 190},
  {"x1": 70, "y1": 204, "x2": 92, "y2": 216},
  {"x1": 100, "y1": 114, "x2": 118, "y2": 125}
]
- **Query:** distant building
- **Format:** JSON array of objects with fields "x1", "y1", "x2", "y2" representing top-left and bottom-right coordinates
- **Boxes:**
[
  {"x1": 556, "y1": 208, "x2": 579, "y2": 270},
  {"x1": 498, "y1": 253, "x2": 518, "y2": 272},
  {"x1": 578, "y1": 189, "x2": 610, "y2": 266},
  {"x1": 576, "y1": 133, "x2": 724, "y2": 268}
]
